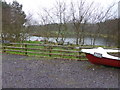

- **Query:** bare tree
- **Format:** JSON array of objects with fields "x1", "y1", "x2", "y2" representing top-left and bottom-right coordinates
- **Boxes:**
[
  {"x1": 52, "y1": 1, "x2": 70, "y2": 45},
  {"x1": 24, "y1": 13, "x2": 38, "y2": 42},
  {"x1": 34, "y1": 0, "x2": 116, "y2": 47},
  {"x1": 91, "y1": 3, "x2": 116, "y2": 46},
  {"x1": 39, "y1": 13, "x2": 52, "y2": 43},
  {"x1": 70, "y1": 0, "x2": 94, "y2": 45},
  {"x1": 39, "y1": 1, "x2": 70, "y2": 45}
]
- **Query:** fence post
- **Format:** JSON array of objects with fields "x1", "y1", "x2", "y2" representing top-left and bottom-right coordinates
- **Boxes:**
[
  {"x1": 3, "y1": 46, "x2": 6, "y2": 53},
  {"x1": 49, "y1": 46, "x2": 52, "y2": 57},
  {"x1": 25, "y1": 44, "x2": 27, "y2": 55},
  {"x1": 78, "y1": 47, "x2": 82, "y2": 61}
]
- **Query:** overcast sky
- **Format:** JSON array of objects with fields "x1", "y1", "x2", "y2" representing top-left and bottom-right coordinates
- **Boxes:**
[
  {"x1": 4, "y1": 0, "x2": 119, "y2": 13},
  {"x1": 4, "y1": 0, "x2": 120, "y2": 23}
]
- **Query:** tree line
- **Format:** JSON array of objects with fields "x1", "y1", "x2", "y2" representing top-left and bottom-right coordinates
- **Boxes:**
[{"x1": 1, "y1": 0, "x2": 119, "y2": 47}]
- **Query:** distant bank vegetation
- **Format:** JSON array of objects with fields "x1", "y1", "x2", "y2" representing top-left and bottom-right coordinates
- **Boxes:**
[{"x1": 1, "y1": 0, "x2": 119, "y2": 47}]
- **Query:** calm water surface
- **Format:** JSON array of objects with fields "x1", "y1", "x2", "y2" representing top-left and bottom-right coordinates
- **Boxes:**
[{"x1": 27, "y1": 36, "x2": 116, "y2": 46}]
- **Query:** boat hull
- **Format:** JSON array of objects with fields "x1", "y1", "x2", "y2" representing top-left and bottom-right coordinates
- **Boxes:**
[{"x1": 86, "y1": 53, "x2": 120, "y2": 68}]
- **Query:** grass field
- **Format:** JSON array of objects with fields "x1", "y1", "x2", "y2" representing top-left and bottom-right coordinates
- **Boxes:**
[{"x1": 2, "y1": 41, "x2": 118, "y2": 60}]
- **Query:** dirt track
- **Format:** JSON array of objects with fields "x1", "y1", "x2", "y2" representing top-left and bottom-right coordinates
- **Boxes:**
[{"x1": 2, "y1": 53, "x2": 120, "y2": 88}]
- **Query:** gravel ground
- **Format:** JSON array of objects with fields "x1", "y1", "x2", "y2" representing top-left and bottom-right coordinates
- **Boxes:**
[{"x1": 2, "y1": 53, "x2": 120, "y2": 88}]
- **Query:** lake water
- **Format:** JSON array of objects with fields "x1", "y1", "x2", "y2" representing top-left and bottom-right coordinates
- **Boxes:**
[{"x1": 27, "y1": 36, "x2": 116, "y2": 46}]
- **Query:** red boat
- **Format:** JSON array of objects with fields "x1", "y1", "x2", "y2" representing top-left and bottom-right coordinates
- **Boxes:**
[{"x1": 81, "y1": 47, "x2": 120, "y2": 67}]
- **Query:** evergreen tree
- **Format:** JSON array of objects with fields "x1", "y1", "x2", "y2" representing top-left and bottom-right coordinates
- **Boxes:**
[{"x1": 2, "y1": 1, "x2": 27, "y2": 42}]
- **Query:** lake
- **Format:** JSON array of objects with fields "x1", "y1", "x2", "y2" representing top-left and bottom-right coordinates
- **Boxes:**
[{"x1": 27, "y1": 36, "x2": 116, "y2": 46}]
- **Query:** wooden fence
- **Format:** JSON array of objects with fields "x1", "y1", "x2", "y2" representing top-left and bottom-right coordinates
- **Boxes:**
[{"x1": 2, "y1": 43, "x2": 118, "y2": 60}]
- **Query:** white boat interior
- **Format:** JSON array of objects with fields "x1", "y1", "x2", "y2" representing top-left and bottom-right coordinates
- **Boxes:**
[{"x1": 81, "y1": 47, "x2": 120, "y2": 60}]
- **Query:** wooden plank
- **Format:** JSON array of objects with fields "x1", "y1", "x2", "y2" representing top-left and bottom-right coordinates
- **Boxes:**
[
  {"x1": 5, "y1": 45, "x2": 119, "y2": 54},
  {"x1": 43, "y1": 53, "x2": 85, "y2": 58},
  {"x1": 3, "y1": 46, "x2": 25, "y2": 49},
  {"x1": 4, "y1": 49, "x2": 87, "y2": 61},
  {"x1": 3, "y1": 46, "x2": 49, "y2": 52},
  {"x1": 4, "y1": 49, "x2": 50, "y2": 55},
  {"x1": 53, "y1": 57, "x2": 81, "y2": 61},
  {"x1": 9, "y1": 43, "x2": 92, "y2": 49},
  {"x1": 51, "y1": 49, "x2": 80, "y2": 53},
  {"x1": 4, "y1": 49, "x2": 27, "y2": 53},
  {"x1": 6, "y1": 43, "x2": 119, "y2": 49},
  {"x1": 3, "y1": 46, "x2": 82, "y2": 53},
  {"x1": 26, "y1": 55, "x2": 87, "y2": 61},
  {"x1": 4, "y1": 49, "x2": 87, "y2": 60},
  {"x1": 4, "y1": 49, "x2": 86, "y2": 58}
]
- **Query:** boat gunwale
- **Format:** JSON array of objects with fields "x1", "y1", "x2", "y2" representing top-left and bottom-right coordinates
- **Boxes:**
[
  {"x1": 85, "y1": 52, "x2": 120, "y2": 61},
  {"x1": 81, "y1": 47, "x2": 120, "y2": 60}
]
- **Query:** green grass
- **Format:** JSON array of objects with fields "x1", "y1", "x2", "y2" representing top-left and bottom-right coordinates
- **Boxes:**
[{"x1": 3, "y1": 41, "x2": 117, "y2": 60}]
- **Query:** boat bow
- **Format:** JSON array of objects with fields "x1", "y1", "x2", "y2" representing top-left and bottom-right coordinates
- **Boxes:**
[{"x1": 81, "y1": 47, "x2": 120, "y2": 60}]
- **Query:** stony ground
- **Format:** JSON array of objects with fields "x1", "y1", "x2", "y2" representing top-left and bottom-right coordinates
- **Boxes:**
[{"x1": 2, "y1": 53, "x2": 120, "y2": 88}]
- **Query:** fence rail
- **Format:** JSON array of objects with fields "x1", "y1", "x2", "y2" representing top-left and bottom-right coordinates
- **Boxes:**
[{"x1": 2, "y1": 43, "x2": 118, "y2": 60}]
